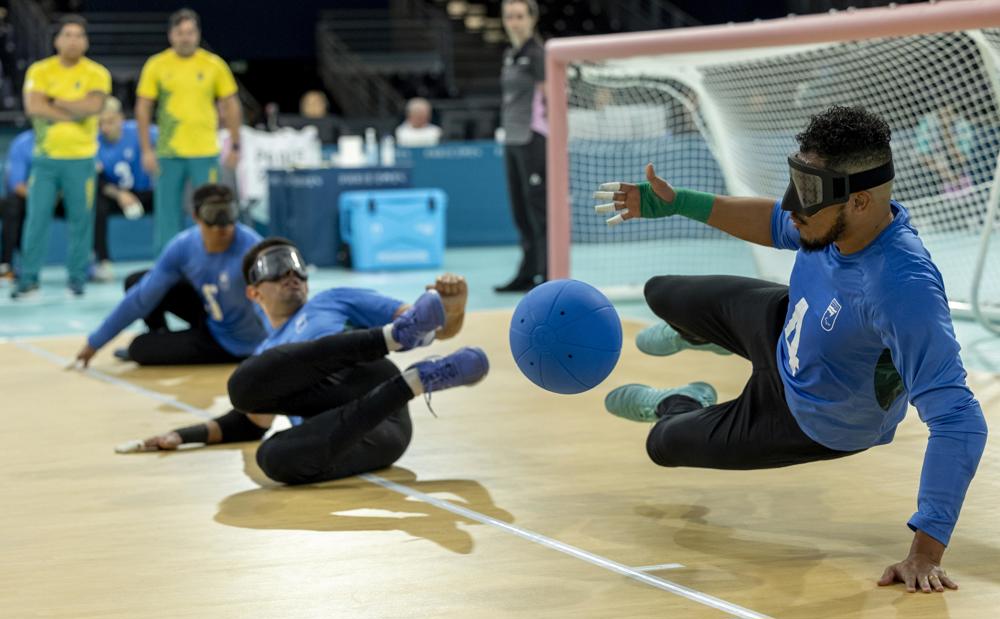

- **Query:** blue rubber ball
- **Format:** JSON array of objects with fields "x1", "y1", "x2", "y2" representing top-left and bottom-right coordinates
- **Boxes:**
[{"x1": 509, "y1": 279, "x2": 622, "y2": 394}]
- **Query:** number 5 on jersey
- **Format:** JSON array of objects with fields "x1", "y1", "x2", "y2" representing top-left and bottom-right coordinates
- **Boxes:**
[
  {"x1": 202, "y1": 284, "x2": 224, "y2": 321},
  {"x1": 784, "y1": 297, "x2": 809, "y2": 376}
]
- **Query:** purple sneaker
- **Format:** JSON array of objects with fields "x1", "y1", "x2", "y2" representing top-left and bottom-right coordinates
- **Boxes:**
[
  {"x1": 392, "y1": 290, "x2": 446, "y2": 351},
  {"x1": 410, "y1": 346, "x2": 490, "y2": 393}
]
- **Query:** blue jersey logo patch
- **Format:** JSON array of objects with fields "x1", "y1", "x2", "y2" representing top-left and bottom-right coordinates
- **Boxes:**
[{"x1": 821, "y1": 298, "x2": 842, "y2": 332}]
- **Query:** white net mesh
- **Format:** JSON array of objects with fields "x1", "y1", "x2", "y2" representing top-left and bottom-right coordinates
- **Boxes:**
[{"x1": 563, "y1": 29, "x2": 1000, "y2": 317}]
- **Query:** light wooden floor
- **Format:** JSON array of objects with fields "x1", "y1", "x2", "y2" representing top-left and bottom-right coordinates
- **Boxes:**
[{"x1": 3, "y1": 311, "x2": 999, "y2": 618}]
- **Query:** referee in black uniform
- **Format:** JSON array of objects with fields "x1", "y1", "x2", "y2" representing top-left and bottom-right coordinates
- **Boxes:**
[{"x1": 496, "y1": 0, "x2": 548, "y2": 293}]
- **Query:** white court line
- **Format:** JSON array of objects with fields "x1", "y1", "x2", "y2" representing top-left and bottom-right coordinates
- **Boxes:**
[
  {"x1": 634, "y1": 563, "x2": 686, "y2": 572},
  {"x1": 17, "y1": 340, "x2": 772, "y2": 619},
  {"x1": 360, "y1": 473, "x2": 768, "y2": 618},
  {"x1": 11, "y1": 340, "x2": 212, "y2": 419}
]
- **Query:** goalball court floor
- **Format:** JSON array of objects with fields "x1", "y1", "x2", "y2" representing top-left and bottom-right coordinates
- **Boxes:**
[{"x1": 2, "y1": 246, "x2": 1000, "y2": 618}]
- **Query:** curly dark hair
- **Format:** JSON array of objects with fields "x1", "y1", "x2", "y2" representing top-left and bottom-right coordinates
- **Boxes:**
[
  {"x1": 795, "y1": 105, "x2": 892, "y2": 172},
  {"x1": 241, "y1": 237, "x2": 297, "y2": 285}
]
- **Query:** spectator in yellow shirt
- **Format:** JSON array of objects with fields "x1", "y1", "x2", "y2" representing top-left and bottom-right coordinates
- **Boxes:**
[
  {"x1": 14, "y1": 15, "x2": 110, "y2": 299},
  {"x1": 135, "y1": 8, "x2": 242, "y2": 254}
]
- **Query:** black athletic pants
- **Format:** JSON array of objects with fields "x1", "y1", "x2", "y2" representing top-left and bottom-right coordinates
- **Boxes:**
[
  {"x1": 1, "y1": 195, "x2": 67, "y2": 264},
  {"x1": 227, "y1": 327, "x2": 413, "y2": 485},
  {"x1": 503, "y1": 131, "x2": 548, "y2": 282},
  {"x1": 94, "y1": 188, "x2": 154, "y2": 261},
  {"x1": 643, "y1": 275, "x2": 862, "y2": 469},
  {"x1": 123, "y1": 269, "x2": 244, "y2": 366}
]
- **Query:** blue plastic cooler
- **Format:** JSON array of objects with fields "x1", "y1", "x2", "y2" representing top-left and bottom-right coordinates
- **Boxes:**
[{"x1": 338, "y1": 188, "x2": 447, "y2": 271}]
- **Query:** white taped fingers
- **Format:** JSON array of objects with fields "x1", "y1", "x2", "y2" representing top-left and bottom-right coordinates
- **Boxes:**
[
  {"x1": 114, "y1": 439, "x2": 156, "y2": 454},
  {"x1": 594, "y1": 202, "x2": 617, "y2": 214},
  {"x1": 595, "y1": 181, "x2": 628, "y2": 226}
]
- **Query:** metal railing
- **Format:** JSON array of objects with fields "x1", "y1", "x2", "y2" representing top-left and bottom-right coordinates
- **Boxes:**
[{"x1": 316, "y1": 24, "x2": 406, "y2": 118}]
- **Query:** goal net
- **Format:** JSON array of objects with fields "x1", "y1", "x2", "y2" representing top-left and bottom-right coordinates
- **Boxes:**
[{"x1": 547, "y1": 1, "x2": 1000, "y2": 329}]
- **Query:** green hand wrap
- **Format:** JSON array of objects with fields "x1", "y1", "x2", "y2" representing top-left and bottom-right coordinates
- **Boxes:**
[{"x1": 638, "y1": 183, "x2": 715, "y2": 223}]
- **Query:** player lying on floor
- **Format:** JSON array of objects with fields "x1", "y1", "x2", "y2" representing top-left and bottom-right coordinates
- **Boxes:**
[{"x1": 118, "y1": 238, "x2": 487, "y2": 485}]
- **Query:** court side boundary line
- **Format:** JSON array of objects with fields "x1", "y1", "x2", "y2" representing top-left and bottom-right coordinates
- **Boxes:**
[
  {"x1": 359, "y1": 473, "x2": 768, "y2": 618},
  {"x1": 634, "y1": 563, "x2": 686, "y2": 571},
  {"x1": 16, "y1": 339, "x2": 771, "y2": 619},
  {"x1": 11, "y1": 340, "x2": 213, "y2": 419}
]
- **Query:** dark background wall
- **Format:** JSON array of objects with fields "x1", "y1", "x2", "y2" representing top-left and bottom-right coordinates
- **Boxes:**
[{"x1": 82, "y1": 0, "x2": 389, "y2": 59}]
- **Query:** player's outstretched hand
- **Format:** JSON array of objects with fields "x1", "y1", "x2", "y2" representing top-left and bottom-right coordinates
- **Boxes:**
[
  {"x1": 114, "y1": 431, "x2": 183, "y2": 454},
  {"x1": 878, "y1": 555, "x2": 958, "y2": 594},
  {"x1": 593, "y1": 163, "x2": 676, "y2": 226},
  {"x1": 73, "y1": 344, "x2": 98, "y2": 369},
  {"x1": 428, "y1": 273, "x2": 467, "y2": 339}
]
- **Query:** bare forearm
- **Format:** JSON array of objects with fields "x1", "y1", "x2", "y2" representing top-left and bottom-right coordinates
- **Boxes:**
[
  {"x1": 101, "y1": 182, "x2": 120, "y2": 200},
  {"x1": 221, "y1": 95, "x2": 242, "y2": 144},
  {"x1": 705, "y1": 195, "x2": 777, "y2": 247},
  {"x1": 52, "y1": 95, "x2": 104, "y2": 118},
  {"x1": 135, "y1": 99, "x2": 155, "y2": 151},
  {"x1": 26, "y1": 99, "x2": 75, "y2": 122},
  {"x1": 909, "y1": 530, "x2": 946, "y2": 562}
]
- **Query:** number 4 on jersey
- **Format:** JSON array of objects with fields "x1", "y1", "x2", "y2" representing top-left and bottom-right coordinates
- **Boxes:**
[{"x1": 784, "y1": 297, "x2": 809, "y2": 376}]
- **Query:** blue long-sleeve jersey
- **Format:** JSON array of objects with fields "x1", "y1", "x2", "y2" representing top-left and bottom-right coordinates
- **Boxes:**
[
  {"x1": 4, "y1": 130, "x2": 34, "y2": 195},
  {"x1": 255, "y1": 288, "x2": 403, "y2": 354},
  {"x1": 771, "y1": 200, "x2": 987, "y2": 545},
  {"x1": 88, "y1": 224, "x2": 267, "y2": 355},
  {"x1": 255, "y1": 287, "x2": 403, "y2": 426}
]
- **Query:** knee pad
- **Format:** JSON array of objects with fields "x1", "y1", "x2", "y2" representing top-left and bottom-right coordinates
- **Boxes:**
[
  {"x1": 227, "y1": 361, "x2": 267, "y2": 412},
  {"x1": 255, "y1": 437, "x2": 316, "y2": 486},
  {"x1": 645, "y1": 420, "x2": 681, "y2": 468}
]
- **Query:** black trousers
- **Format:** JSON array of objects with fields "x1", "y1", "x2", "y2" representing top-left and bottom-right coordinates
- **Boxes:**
[
  {"x1": 503, "y1": 131, "x2": 548, "y2": 281},
  {"x1": 123, "y1": 269, "x2": 244, "y2": 366},
  {"x1": 1, "y1": 195, "x2": 66, "y2": 264},
  {"x1": 94, "y1": 188, "x2": 154, "y2": 261},
  {"x1": 643, "y1": 275, "x2": 861, "y2": 469},
  {"x1": 227, "y1": 328, "x2": 413, "y2": 485}
]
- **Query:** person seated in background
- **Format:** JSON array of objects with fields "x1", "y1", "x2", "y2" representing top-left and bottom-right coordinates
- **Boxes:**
[
  {"x1": 300, "y1": 90, "x2": 329, "y2": 120},
  {"x1": 124, "y1": 237, "x2": 487, "y2": 487},
  {"x1": 0, "y1": 128, "x2": 33, "y2": 282},
  {"x1": 395, "y1": 97, "x2": 442, "y2": 147},
  {"x1": 75, "y1": 183, "x2": 267, "y2": 367},
  {"x1": 0, "y1": 129, "x2": 73, "y2": 284},
  {"x1": 274, "y1": 89, "x2": 340, "y2": 143},
  {"x1": 92, "y1": 96, "x2": 157, "y2": 282}
]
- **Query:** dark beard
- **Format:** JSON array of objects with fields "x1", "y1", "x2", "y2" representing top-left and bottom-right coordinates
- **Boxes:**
[{"x1": 799, "y1": 205, "x2": 847, "y2": 252}]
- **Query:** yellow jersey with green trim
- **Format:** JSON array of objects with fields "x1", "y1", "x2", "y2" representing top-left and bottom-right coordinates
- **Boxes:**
[
  {"x1": 136, "y1": 48, "x2": 238, "y2": 158},
  {"x1": 24, "y1": 56, "x2": 111, "y2": 159}
]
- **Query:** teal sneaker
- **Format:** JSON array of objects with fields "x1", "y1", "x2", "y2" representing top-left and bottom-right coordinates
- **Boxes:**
[
  {"x1": 636, "y1": 323, "x2": 732, "y2": 357},
  {"x1": 604, "y1": 381, "x2": 717, "y2": 422}
]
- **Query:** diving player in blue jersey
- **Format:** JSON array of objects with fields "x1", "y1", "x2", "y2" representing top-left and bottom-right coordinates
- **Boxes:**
[
  {"x1": 75, "y1": 183, "x2": 266, "y2": 366},
  {"x1": 593, "y1": 106, "x2": 986, "y2": 593},
  {"x1": 121, "y1": 238, "x2": 487, "y2": 485}
]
